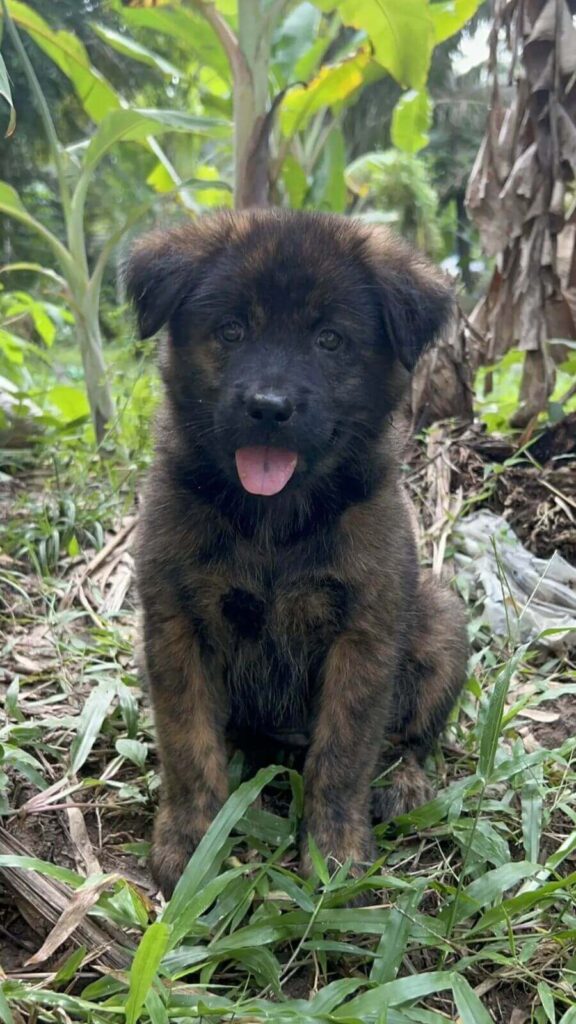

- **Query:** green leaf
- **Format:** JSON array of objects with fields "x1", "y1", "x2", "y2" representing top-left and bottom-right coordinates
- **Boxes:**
[
  {"x1": 305, "y1": 832, "x2": 330, "y2": 885},
  {"x1": 391, "y1": 88, "x2": 432, "y2": 154},
  {"x1": 163, "y1": 765, "x2": 284, "y2": 941},
  {"x1": 116, "y1": 738, "x2": 148, "y2": 769},
  {"x1": 309, "y1": 978, "x2": 364, "y2": 1013},
  {"x1": 521, "y1": 765, "x2": 543, "y2": 863},
  {"x1": 280, "y1": 153, "x2": 308, "y2": 208},
  {"x1": 144, "y1": 988, "x2": 167, "y2": 1024},
  {"x1": 280, "y1": 46, "x2": 371, "y2": 136},
  {"x1": 69, "y1": 678, "x2": 116, "y2": 773},
  {"x1": 67, "y1": 535, "x2": 80, "y2": 557},
  {"x1": 464, "y1": 818, "x2": 511, "y2": 867},
  {"x1": 452, "y1": 974, "x2": 493, "y2": 1024},
  {"x1": 0, "y1": 985, "x2": 14, "y2": 1024},
  {"x1": 162, "y1": 867, "x2": 246, "y2": 947},
  {"x1": 479, "y1": 646, "x2": 528, "y2": 780},
  {"x1": 466, "y1": 860, "x2": 540, "y2": 904},
  {"x1": 52, "y1": 946, "x2": 87, "y2": 986},
  {"x1": 0, "y1": 328, "x2": 25, "y2": 364},
  {"x1": 120, "y1": 5, "x2": 230, "y2": 82},
  {"x1": 125, "y1": 922, "x2": 171, "y2": 1024},
  {"x1": 0, "y1": 52, "x2": 16, "y2": 137},
  {"x1": 27, "y1": 298, "x2": 56, "y2": 346},
  {"x1": 0, "y1": 181, "x2": 74, "y2": 275},
  {"x1": 370, "y1": 885, "x2": 424, "y2": 983},
  {"x1": 429, "y1": 0, "x2": 482, "y2": 44},
  {"x1": 314, "y1": 125, "x2": 347, "y2": 212},
  {"x1": 4, "y1": 679, "x2": 19, "y2": 718},
  {"x1": 91, "y1": 23, "x2": 181, "y2": 78},
  {"x1": 45, "y1": 385, "x2": 90, "y2": 423},
  {"x1": 537, "y1": 981, "x2": 556, "y2": 1024},
  {"x1": 7, "y1": 0, "x2": 120, "y2": 122},
  {"x1": 333, "y1": 970, "x2": 454, "y2": 1015},
  {"x1": 273, "y1": 2, "x2": 323, "y2": 83},
  {"x1": 0, "y1": 179, "x2": 27, "y2": 216},
  {"x1": 470, "y1": 872, "x2": 576, "y2": 934},
  {"x1": 336, "y1": 0, "x2": 435, "y2": 89},
  {"x1": 82, "y1": 107, "x2": 229, "y2": 173},
  {"x1": 0, "y1": 855, "x2": 83, "y2": 888},
  {"x1": 1, "y1": 742, "x2": 47, "y2": 790},
  {"x1": 447, "y1": 860, "x2": 540, "y2": 927},
  {"x1": 545, "y1": 829, "x2": 576, "y2": 873}
]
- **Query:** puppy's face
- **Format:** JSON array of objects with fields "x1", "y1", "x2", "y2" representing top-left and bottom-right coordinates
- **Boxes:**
[{"x1": 127, "y1": 211, "x2": 452, "y2": 498}]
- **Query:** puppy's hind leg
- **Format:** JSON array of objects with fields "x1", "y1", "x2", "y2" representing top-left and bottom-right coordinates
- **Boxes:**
[{"x1": 373, "y1": 572, "x2": 468, "y2": 823}]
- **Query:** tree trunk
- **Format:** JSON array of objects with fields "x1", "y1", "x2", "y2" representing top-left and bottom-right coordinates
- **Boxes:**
[{"x1": 465, "y1": 0, "x2": 576, "y2": 427}]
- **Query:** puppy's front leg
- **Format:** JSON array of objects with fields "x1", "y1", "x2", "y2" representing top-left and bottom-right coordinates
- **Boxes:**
[
  {"x1": 144, "y1": 613, "x2": 228, "y2": 897},
  {"x1": 303, "y1": 630, "x2": 392, "y2": 876}
]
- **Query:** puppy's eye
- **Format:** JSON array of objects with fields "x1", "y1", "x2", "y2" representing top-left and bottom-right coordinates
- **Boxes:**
[
  {"x1": 218, "y1": 320, "x2": 245, "y2": 343},
  {"x1": 316, "y1": 328, "x2": 343, "y2": 351}
]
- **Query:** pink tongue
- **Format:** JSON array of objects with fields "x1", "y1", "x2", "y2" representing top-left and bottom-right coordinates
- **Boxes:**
[{"x1": 235, "y1": 447, "x2": 298, "y2": 496}]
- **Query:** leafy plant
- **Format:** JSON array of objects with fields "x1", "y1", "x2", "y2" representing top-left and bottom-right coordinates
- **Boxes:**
[
  {"x1": 346, "y1": 149, "x2": 443, "y2": 255},
  {"x1": 0, "y1": 0, "x2": 228, "y2": 442},
  {"x1": 111, "y1": 0, "x2": 482, "y2": 212}
]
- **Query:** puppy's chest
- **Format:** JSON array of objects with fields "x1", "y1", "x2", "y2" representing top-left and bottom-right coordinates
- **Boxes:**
[
  {"x1": 217, "y1": 573, "x2": 347, "y2": 731},
  {"x1": 177, "y1": 546, "x2": 348, "y2": 730},
  {"x1": 223, "y1": 578, "x2": 346, "y2": 640},
  {"x1": 197, "y1": 572, "x2": 348, "y2": 650},
  {"x1": 176, "y1": 537, "x2": 349, "y2": 659}
]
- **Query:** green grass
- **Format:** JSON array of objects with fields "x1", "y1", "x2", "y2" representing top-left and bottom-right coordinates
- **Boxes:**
[{"x1": 1, "y1": 394, "x2": 576, "y2": 1024}]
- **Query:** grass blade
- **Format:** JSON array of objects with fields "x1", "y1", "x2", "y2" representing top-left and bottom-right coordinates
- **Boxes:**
[
  {"x1": 333, "y1": 971, "x2": 455, "y2": 1016},
  {"x1": 70, "y1": 678, "x2": 116, "y2": 773},
  {"x1": 452, "y1": 974, "x2": 493, "y2": 1024},
  {"x1": 0, "y1": 986, "x2": 14, "y2": 1024},
  {"x1": 125, "y1": 922, "x2": 171, "y2": 1024},
  {"x1": 370, "y1": 885, "x2": 424, "y2": 983},
  {"x1": 521, "y1": 764, "x2": 543, "y2": 862},
  {"x1": 537, "y1": 981, "x2": 556, "y2": 1024},
  {"x1": 479, "y1": 646, "x2": 527, "y2": 780},
  {"x1": 163, "y1": 765, "x2": 284, "y2": 942}
]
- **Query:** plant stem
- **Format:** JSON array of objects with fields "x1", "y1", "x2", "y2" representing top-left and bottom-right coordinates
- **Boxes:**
[
  {"x1": 74, "y1": 302, "x2": 116, "y2": 444},
  {"x1": 192, "y1": 0, "x2": 290, "y2": 207}
]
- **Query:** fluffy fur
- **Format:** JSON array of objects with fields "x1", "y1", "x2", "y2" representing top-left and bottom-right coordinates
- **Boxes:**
[{"x1": 126, "y1": 210, "x2": 468, "y2": 897}]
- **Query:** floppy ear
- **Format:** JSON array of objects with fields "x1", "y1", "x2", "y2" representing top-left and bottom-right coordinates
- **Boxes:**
[
  {"x1": 365, "y1": 228, "x2": 455, "y2": 372},
  {"x1": 124, "y1": 226, "x2": 201, "y2": 340}
]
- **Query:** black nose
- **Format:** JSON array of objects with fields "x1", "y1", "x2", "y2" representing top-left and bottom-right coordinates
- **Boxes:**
[{"x1": 246, "y1": 390, "x2": 294, "y2": 424}]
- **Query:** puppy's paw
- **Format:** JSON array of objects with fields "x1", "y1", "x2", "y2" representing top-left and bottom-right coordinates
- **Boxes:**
[
  {"x1": 301, "y1": 816, "x2": 376, "y2": 878},
  {"x1": 372, "y1": 757, "x2": 434, "y2": 823},
  {"x1": 300, "y1": 827, "x2": 378, "y2": 908},
  {"x1": 149, "y1": 804, "x2": 200, "y2": 898}
]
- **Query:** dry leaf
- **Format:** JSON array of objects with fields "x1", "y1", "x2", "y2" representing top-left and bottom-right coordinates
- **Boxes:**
[
  {"x1": 25, "y1": 873, "x2": 120, "y2": 966},
  {"x1": 518, "y1": 708, "x2": 560, "y2": 723},
  {"x1": 67, "y1": 804, "x2": 102, "y2": 876}
]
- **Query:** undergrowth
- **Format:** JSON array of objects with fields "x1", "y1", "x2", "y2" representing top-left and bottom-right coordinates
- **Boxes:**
[{"x1": 1, "y1": 385, "x2": 575, "y2": 1024}]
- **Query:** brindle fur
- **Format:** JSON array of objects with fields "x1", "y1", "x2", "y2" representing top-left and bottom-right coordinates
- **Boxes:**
[{"x1": 127, "y1": 210, "x2": 468, "y2": 897}]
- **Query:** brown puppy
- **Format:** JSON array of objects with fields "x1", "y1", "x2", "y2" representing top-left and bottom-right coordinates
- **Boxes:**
[{"x1": 126, "y1": 210, "x2": 468, "y2": 897}]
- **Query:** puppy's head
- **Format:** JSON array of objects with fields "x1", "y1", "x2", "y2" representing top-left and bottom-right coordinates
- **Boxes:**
[{"x1": 126, "y1": 211, "x2": 452, "y2": 499}]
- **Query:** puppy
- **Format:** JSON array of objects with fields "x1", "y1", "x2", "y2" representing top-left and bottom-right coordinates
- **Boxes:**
[{"x1": 126, "y1": 210, "x2": 468, "y2": 897}]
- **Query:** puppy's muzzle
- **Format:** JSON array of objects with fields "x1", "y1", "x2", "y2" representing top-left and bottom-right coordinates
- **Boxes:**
[{"x1": 245, "y1": 389, "x2": 295, "y2": 424}]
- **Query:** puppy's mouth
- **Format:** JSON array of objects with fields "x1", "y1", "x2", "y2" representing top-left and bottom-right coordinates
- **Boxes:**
[{"x1": 235, "y1": 446, "x2": 298, "y2": 497}]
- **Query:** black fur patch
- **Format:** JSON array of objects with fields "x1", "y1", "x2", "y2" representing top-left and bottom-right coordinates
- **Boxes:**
[{"x1": 221, "y1": 588, "x2": 266, "y2": 641}]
